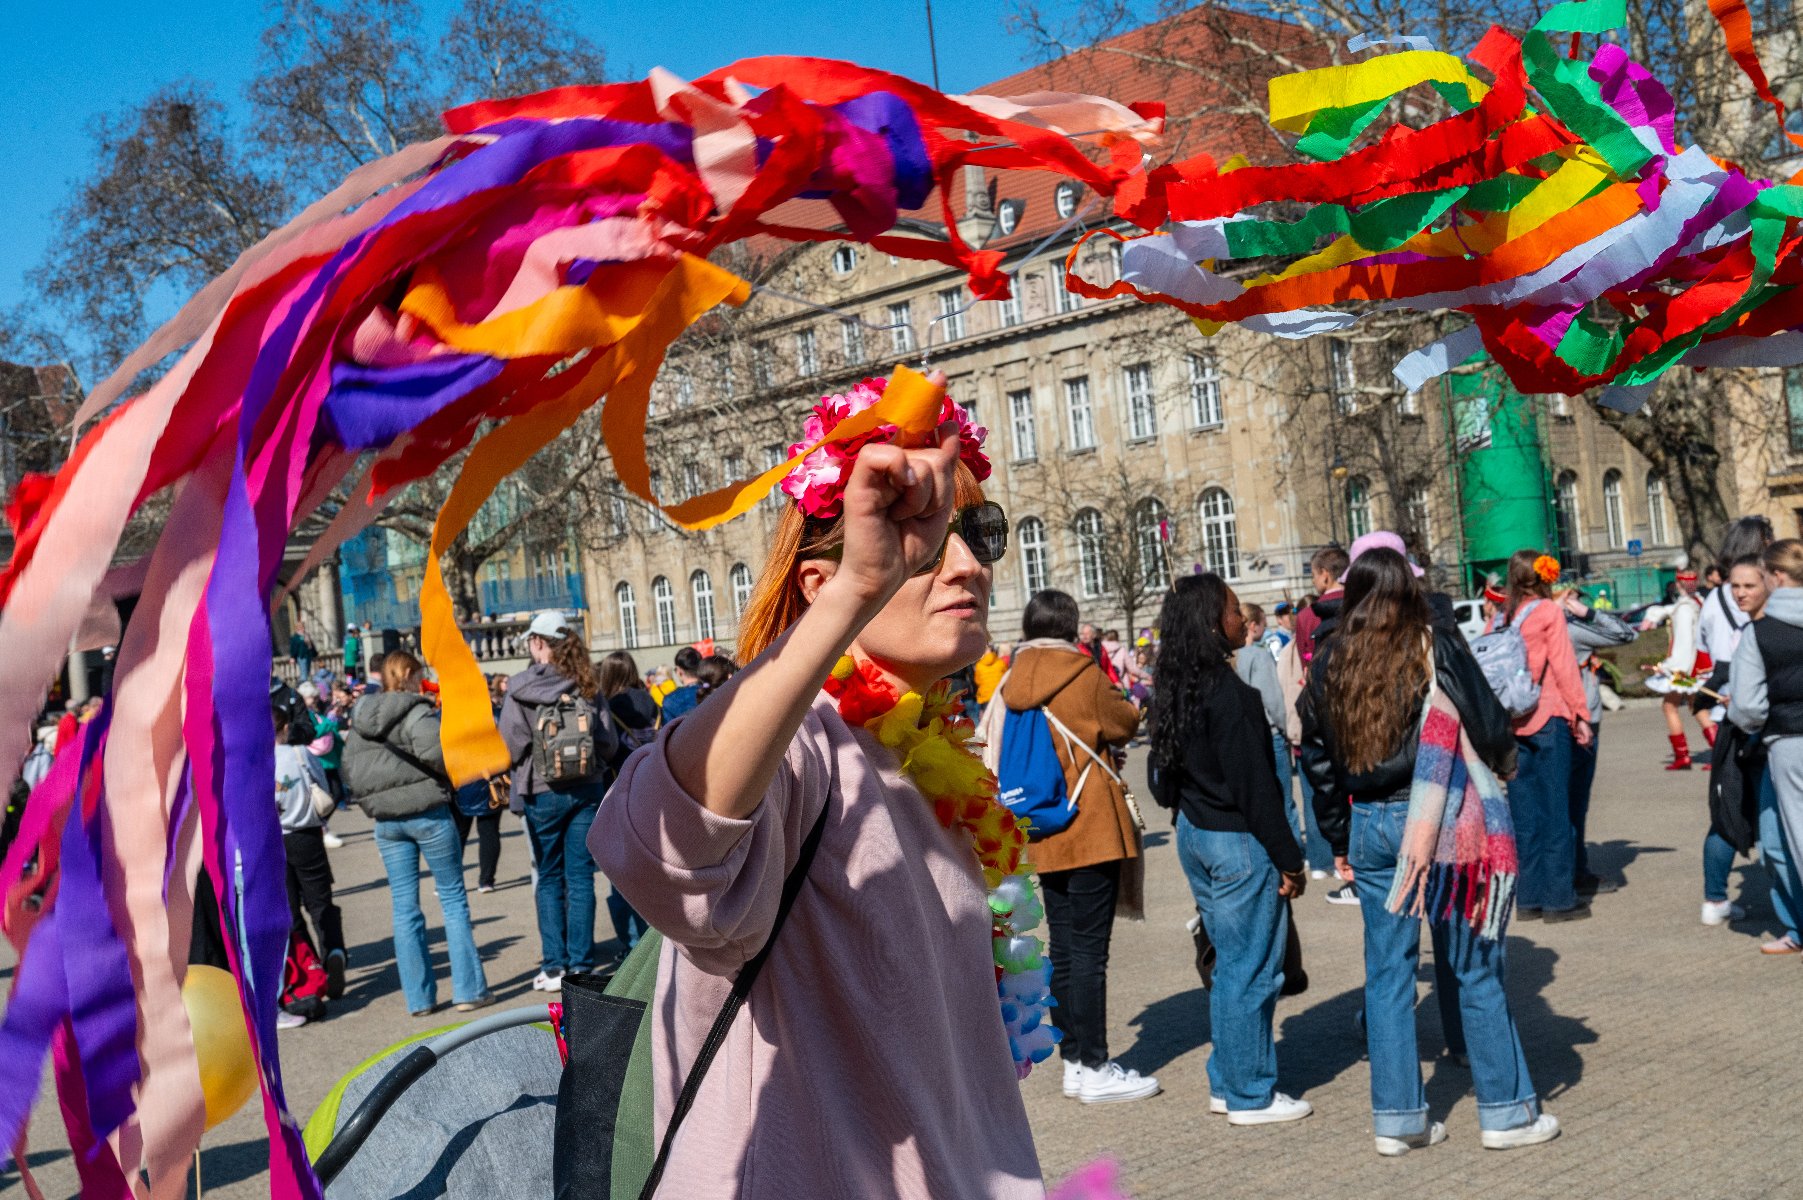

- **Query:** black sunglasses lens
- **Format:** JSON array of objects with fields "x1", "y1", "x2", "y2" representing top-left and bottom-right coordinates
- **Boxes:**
[{"x1": 962, "y1": 503, "x2": 1009, "y2": 564}]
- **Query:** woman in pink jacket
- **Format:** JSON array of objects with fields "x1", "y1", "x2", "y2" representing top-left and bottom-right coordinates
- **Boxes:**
[
  {"x1": 1499, "y1": 551, "x2": 1594, "y2": 921},
  {"x1": 588, "y1": 378, "x2": 1045, "y2": 1199}
]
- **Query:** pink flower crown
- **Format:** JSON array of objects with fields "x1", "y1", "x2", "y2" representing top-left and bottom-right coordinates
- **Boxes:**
[{"x1": 780, "y1": 376, "x2": 991, "y2": 519}]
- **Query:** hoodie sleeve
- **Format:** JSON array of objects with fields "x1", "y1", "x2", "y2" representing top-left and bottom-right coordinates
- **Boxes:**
[
  {"x1": 1729, "y1": 624, "x2": 1769, "y2": 733},
  {"x1": 588, "y1": 705, "x2": 831, "y2": 975},
  {"x1": 499, "y1": 693, "x2": 533, "y2": 765}
]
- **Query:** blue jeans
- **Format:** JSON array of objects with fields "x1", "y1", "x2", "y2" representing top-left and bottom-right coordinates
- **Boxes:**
[
  {"x1": 606, "y1": 887, "x2": 648, "y2": 950},
  {"x1": 1569, "y1": 727, "x2": 1600, "y2": 879},
  {"x1": 1703, "y1": 829, "x2": 1737, "y2": 904},
  {"x1": 1759, "y1": 770, "x2": 1801, "y2": 940},
  {"x1": 524, "y1": 787, "x2": 602, "y2": 974},
  {"x1": 1174, "y1": 814, "x2": 1285, "y2": 1110},
  {"x1": 1290, "y1": 748, "x2": 1336, "y2": 874},
  {"x1": 1351, "y1": 801, "x2": 1539, "y2": 1137},
  {"x1": 1512, "y1": 719, "x2": 1577, "y2": 911},
  {"x1": 374, "y1": 808, "x2": 489, "y2": 1012}
]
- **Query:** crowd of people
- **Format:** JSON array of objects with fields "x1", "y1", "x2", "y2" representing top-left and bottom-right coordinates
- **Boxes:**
[{"x1": 11, "y1": 402, "x2": 1797, "y2": 1188}]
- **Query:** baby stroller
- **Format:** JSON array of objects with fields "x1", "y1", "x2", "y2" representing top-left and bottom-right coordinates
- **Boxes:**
[{"x1": 306, "y1": 1004, "x2": 562, "y2": 1199}]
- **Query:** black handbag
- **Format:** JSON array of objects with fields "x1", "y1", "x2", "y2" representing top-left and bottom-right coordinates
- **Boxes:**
[
  {"x1": 1191, "y1": 897, "x2": 1309, "y2": 997},
  {"x1": 553, "y1": 796, "x2": 830, "y2": 1199}
]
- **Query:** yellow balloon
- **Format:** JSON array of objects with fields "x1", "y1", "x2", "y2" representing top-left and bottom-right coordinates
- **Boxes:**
[{"x1": 182, "y1": 965, "x2": 258, "y2": 1131}]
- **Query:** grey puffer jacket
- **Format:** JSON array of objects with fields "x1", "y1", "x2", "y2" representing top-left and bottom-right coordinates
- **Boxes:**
[{"x1": 343, "y1": 692, "x2": 452, "y2": 819}]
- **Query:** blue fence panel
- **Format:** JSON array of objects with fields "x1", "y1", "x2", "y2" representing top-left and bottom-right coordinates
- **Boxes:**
[{"x1": 479, "y1": 572, "x2": 587, "y2": 617}]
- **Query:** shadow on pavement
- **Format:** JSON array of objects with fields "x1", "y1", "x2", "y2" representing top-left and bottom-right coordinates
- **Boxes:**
[
  {"x1": 1118, "y1": 986, "x2": 1209, "y2": 1077},
  {"x1": 1584, "y1": 837, "x2": 1675, "y2": 885},
  {"x1": 1500, "y1": 939, "x2": 1596, "y2": 1101},
  {"x1": 1275, "y1": 984, "x2": 1365, "y2": 1098},
  {"x1": 189, "y1": 1135, "x2": 274, "y2": 1197}
]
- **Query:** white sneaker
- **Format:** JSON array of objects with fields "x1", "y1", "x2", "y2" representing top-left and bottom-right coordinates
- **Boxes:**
[
  {"x1": 276, "y1": 1011, "x2": 308, "y2": 1030},
  {"x1": 1376, "y1": 1121, "x2": 1447, "y2": 1157},
  {"x1": 1325, "y1": 885, "x2": 1360, "y2": 906},
  {"x1": 532, "y1": 970, "x2": 565, "y2": 993},
  {"x1": 1226, "y1": 1092, "x2": 1312, "y2": 1125},
  {"x1": 1062, "y1": 1060, "x2": 1082, "y2": 1098},
  {"x1": 1208, "y1": 1095, "x2": 1227, "y2": 1115},
  {"x1": 1701, "y1": 899, "x2": 1744, "y2": 925},
  {"x1": 1078, "y1": 1061, "x2": 1160, "y2": 1104},
  {"x1": 321, "y1": 831, "x2": 344, "y2": 849},
  {"x1": 1481, "y1": 1113, "x2": 1561, "y2": 1150},
  {"x1": 1309, "y1": 869, "x2": 1330, "y2": 880}
]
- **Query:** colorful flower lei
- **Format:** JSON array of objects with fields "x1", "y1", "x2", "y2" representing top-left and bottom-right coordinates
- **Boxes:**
[
  {"x1": 1533, "y1": 554, "x2": 1562, "y2": 584},
  {"x1": 823, "y1": 656, "x2": 1060, "y2": 1078},
  {"x1": 781, "y1": 377, "x2": 991, "y2": 519}
]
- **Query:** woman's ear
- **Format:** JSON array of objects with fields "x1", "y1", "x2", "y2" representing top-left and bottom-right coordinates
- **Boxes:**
[{"x1": 797, "y1": 559, "x2": 837, "y2": 604}]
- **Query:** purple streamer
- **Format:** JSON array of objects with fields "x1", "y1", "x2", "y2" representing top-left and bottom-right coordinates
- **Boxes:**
[
  {"x1": 54, "y1": 709, "x2": 143, "y2": 1139},
  {"x1": 325, "y1": 353, "x2": 506, "y2": 448}
]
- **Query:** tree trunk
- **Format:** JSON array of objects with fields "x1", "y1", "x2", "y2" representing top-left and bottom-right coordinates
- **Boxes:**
[
  {"x1": 1602, "y1": 374, "x2": 1731, "y2": 568},
  {"x1": 444, "y1": 540, "x2": 483, "y2": 624}
]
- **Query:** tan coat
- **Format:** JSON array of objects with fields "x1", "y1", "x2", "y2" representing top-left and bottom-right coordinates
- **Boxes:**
[{"x1": 1000, "y1": 643, "x2": 1143, "y2": 874}]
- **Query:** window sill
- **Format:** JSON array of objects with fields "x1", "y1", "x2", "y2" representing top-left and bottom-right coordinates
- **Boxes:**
[
  {"x1": 1127, "y1": 434, "x2": 1158, "y2": 446},
  {"x1": 1066, "y1": 445, "x2": 1098, "y2": 456},
  {"x1": 1191, "y1": 422, "x2": 1225, "y2": 434}
]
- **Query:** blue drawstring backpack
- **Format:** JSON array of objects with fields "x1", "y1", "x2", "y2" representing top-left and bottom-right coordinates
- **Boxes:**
[{"x1": 997, "y1": 707, "x2": 1078, "y2": 839}]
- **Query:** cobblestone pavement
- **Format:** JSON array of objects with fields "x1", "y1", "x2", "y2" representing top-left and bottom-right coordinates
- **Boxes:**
[{"x1": 5, "y1": 702, "x2": 1800, "y2": 1199}]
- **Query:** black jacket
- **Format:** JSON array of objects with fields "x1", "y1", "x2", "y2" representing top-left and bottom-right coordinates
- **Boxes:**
[
  {"x1": 1151, "y1": 671, "x2": 1304, "y2": 875},
  {"x1": 1298, "y1": 627, "x2": 1516, "y2": 857}
]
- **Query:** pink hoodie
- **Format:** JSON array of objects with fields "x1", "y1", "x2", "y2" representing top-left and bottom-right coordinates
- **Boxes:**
[{"x1": 588, "y1": 693, "x2": 1043, "y2": 1199}]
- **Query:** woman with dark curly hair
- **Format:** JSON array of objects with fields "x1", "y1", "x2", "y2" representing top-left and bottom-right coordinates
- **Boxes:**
[{"x1": 1150, "y1": 573, "x2": 1310, "y2": 1125}]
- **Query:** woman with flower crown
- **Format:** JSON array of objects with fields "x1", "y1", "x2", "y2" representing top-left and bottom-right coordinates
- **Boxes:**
[
  {"x1": 1492, "y1": 549, "x2": 1592, "y2": 922},
  {"x1": 588, "y1": 375, "x2": 1049, "y2": 1198}
]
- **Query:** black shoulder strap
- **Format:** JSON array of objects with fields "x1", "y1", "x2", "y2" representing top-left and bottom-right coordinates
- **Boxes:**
[{"x1": 638, "y1": 792, "x2": 832, "y2": 1199}]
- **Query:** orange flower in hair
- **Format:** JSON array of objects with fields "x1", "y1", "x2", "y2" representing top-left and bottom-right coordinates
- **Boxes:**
[{"x1": 1533, "y1": 554, "x2": 1561, "y2": 584}]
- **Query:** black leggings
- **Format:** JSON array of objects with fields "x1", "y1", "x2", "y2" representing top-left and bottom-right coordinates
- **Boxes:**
[
  {"x1": 1040, "y1": 860, "x2": 1122, "y2": 1068},
  {"x1": 453, "y1": 807, "x2": 503, "y2": 889},
  {"x1": 283, "y1": 827, "x2": 345, "y2": 957}
]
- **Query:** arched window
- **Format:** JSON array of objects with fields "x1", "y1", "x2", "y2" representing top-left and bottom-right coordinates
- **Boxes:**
[
  {"x1": 1135, "y1": 498, "x2": 1171, "y2": 589},
  {"x1": 1603, "y1": 469, "x2": 1625, "y2": 548},
  {"x1": 1073, "y1": 508, "x2": 1105, "y2": 598},
  {"x1": 652, "y1": 576, "x2": 677, "y2": 644},
  {"x1": 730, "y1": 563, "x2": 754, "y2": 618},
  {"x1": 1199, "y1": 488, "x2": 1241, "y2": 580},
  {"x1": 691, "y1": 570, "x2": 717, "y2": 642},
  {"x1": 615, "y1": 582, "x2": 639, "y2": 650},
  {"x1": 1647, "y1": 471, "x2": 1670, "y2": 545},
  {"x1": 1346, "y1": 476, "x2": 1372, "y2": 541},
  {"x1": 1018, "y1": 517, "x2": 1050, "y2": 598},
  {"x1": 1554, "y1": 470, "x2": 1581, "y2": 558}
]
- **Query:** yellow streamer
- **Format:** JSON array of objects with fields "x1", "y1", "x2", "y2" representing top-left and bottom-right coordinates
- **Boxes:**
[
  {"x1": 1268, "y1": 50, "x2": 1490, "y2": 133},
  {"x1": 663, "y1": 365, "x2": 947, "y2": 530},
  {"x1": 401, "y1": 258, "x2": 679, "y2": 357},
  {"x1": 422, "y1": 253, "x2": 749, "y2": 783}
]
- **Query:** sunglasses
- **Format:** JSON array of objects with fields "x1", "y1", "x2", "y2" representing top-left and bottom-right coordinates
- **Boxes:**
[{"x1": 817, "y1": 502, "x2": 1010, "y2": 576}]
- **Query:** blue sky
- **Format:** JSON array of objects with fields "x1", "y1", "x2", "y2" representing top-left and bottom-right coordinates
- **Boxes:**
[{"x1": 0, "y1": 0, "x2": 1093, "y2": 321}]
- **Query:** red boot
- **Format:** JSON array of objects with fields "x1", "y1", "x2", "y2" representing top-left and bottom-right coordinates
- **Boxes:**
[
  {"x1": 1701, "y1": 723, "x2": 1717, "y2": 770},
  {"x1": 1666, "y1": 733, "x2": 1692, "y2": 770}
]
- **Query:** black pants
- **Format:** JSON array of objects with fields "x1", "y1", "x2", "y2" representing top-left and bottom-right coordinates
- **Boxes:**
[
  {"x1": 453, "y1": 807, "x2": 503, "y2": 889},
  {"x1": 1041, "y1": 859, "x2": 1122, "y2": 1068},
  {"x1": 283, "y1": 827, "x2": 344, "y2": 957}
]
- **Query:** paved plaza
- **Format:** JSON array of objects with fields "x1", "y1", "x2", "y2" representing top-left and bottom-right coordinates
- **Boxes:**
[{"x1": 5, "y1": 702, "x2": 1800, "y2": 1199}]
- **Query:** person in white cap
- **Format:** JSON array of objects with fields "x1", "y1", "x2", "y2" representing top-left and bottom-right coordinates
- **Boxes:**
[{"x1": 498, "y1": 611, "x2": 619, "y2": 992}]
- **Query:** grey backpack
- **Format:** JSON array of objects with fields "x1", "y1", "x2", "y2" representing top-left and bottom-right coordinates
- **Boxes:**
[
  {"x1": 531, "y1": 692, "x2": 607, "y2": 787},
  {"x1": 1471, "y1": 599, "x2": 1544, "y2": 718}
]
